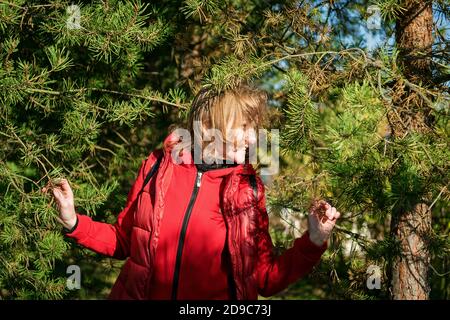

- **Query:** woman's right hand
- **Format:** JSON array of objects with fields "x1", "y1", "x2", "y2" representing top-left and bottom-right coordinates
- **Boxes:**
[{"x1": 41, "y1": 178, "x2": 77, "y2": 230}]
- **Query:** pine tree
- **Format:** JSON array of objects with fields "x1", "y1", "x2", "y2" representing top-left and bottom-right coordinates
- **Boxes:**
[
  {"x1": 390, "y1": 0, "x2": 436, "y2": 300},
  {"x1": 0, "y1": 0, "x2": 186, "y2": 299},
  {"x1": 1, "y1": 0, "x2": 448, "y2": 300}
]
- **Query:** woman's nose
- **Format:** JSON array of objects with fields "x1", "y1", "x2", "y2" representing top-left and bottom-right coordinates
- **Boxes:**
[{"x1": 246, "y1": 129, "x2": 257, "y2": 146}]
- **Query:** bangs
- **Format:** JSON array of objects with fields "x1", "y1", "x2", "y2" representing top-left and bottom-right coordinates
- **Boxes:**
[{"x1": 188, "y1": 84, "x2": 268, "y2": 144}]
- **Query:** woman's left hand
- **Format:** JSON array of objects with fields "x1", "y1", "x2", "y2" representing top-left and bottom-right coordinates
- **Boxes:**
[{"x1": 307, "y1": 199, "x2": 340, "y2": 247}]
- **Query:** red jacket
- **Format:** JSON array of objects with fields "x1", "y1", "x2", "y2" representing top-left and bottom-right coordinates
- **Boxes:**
[{"x1": 65, "y1": 134, "x2": 327, "y2": 300}]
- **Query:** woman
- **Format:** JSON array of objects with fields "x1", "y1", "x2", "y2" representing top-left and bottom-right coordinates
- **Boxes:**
[{"x1": 42, "y1": 84, "x2": 340, "y2": 300}]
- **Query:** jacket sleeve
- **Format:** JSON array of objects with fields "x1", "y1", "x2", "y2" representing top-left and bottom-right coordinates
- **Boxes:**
[
  {"x1": 254, "y1": 177, "x2": 328, "y2": 297},
  {"x1": 64, "y1": 156, "x2": 150, "y2": 259}
]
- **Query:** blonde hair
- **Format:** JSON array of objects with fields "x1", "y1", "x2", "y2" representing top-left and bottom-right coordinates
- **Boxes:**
[{"x1": 188, "y1": 84, "x2": 268, "y2": 147}]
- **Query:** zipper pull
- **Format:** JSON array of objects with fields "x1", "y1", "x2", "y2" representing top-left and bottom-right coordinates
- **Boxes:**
[{"x1": 196, "y1": 172, "x2": 203, "y2": 187}]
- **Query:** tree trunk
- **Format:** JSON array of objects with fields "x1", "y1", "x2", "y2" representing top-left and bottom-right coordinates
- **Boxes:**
[
  {"x1": 390, "y1": 0, "x2": 433, "y2": 300},
  {"x1": 390, "y1": 204, "x2": 432, "y2": 299},
  {"x1": 395, "y1": 0, "x2": 433, "y2": 83}
]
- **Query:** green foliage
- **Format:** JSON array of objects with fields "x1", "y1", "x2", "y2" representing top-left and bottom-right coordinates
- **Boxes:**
[
  {"x1": 375, "y1": 0, "x2": 407, "y2": 21},
  {"x1": 0, "y1": 0, "x2": 182, "y2": 300},
  {"x1": 0, "y1": 0, "x2": 448, "y2": 300},
  {"x1": 181, "y1": 0, "x2": 221, "y2": 22},
  {"x1": 203, "y1": 54, "x2": 270, "y2": 92},
  {"x1": 281, "y1": 70, "x2": 319, "y2": 154}
]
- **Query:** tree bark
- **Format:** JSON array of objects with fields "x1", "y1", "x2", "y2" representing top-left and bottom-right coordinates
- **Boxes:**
[
  {"x1": 390, "y1": 204, "x2": 432, "y2": 299},
  {"x1": 391, "y1": 0, "x2": 433, "y2": 300},
  {"x1": 395, "y1": 0, "x2": 433, "y2": 83}
]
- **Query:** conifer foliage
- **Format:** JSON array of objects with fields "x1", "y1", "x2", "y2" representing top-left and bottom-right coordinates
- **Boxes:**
[{"x1": 0, "y1": 0, "x2": 448, "y2": 299}]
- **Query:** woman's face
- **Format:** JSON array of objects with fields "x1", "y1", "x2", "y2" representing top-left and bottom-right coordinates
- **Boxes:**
[
  {"x1": 198, "y1": 120, "x2": 257, "y2": 164},
  {"x1": 222, "y1": 122, "x2": 257, "y2": 164}
]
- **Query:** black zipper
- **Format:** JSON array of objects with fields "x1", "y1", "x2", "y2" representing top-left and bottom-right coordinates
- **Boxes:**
[{"x1": 171, "y1": 170, "x2": 203, "y2": 300}]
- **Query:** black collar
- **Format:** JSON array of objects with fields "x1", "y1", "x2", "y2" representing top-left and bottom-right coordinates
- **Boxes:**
[{"x1": 195, "y1": 162, "x2": 239, "y2": 172}]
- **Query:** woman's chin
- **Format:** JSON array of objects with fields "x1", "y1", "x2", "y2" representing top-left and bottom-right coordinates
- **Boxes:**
[{"x1": 229, "y1": 150, "x2": 246, "y2": 164}]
